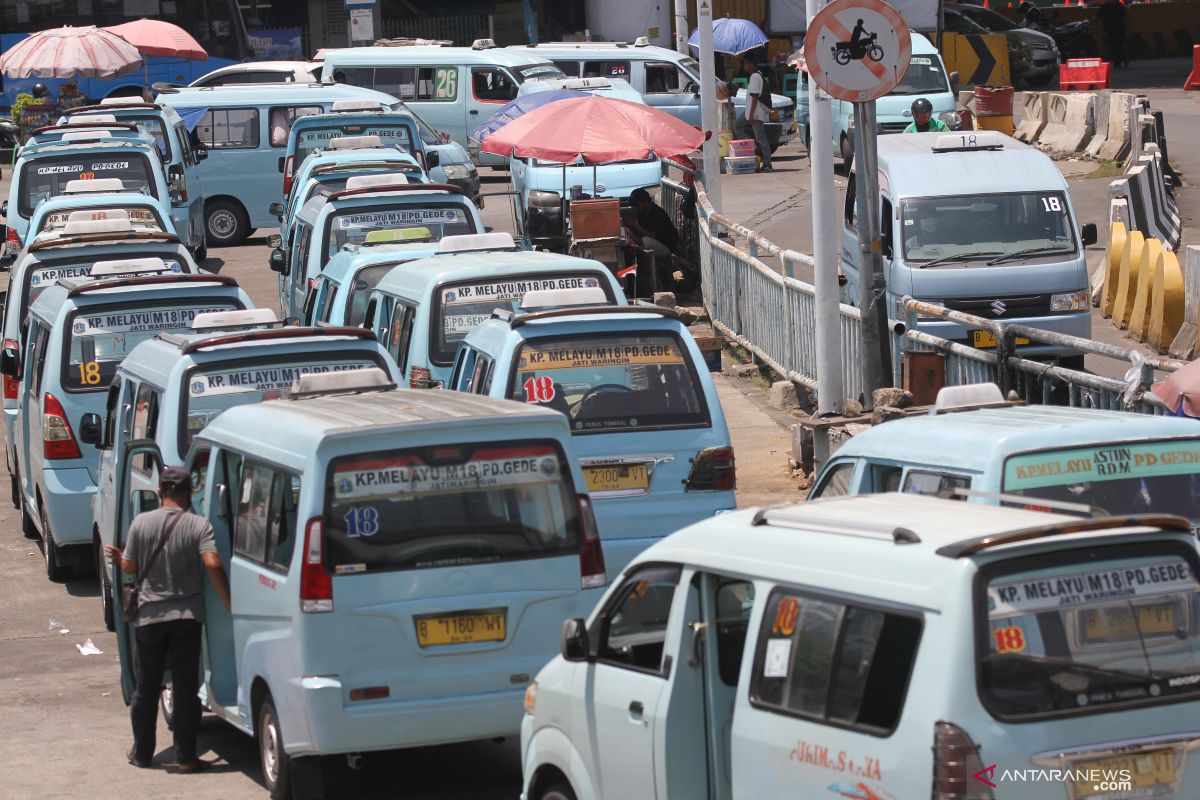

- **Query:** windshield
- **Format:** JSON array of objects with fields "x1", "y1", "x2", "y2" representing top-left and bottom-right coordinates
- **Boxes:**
[
  {"x1": 1003, "y1": 440, "x2": 1200, "y2": 520},
  {"x1": 294, "y1": 123, "x2": 415, "y2": 164},
  {"x1": 980, "y1": 545, "x2": 1200, "y2": 719},
  {"x1": 433, "y1": 273, "x2": 615, "y2": 364},
  {"x1": 325, "y1": 203, "x2": 476, "y2": 261},
  {"x1": 21, "y1": 252, "x2": 186, "y2": 329},
  {"x1": 36, "y1": 205, "x2": 166, "y2": 236},
  {"x1": 344, "y1": 264, "x2": 395, "y2": 325},
  {"x1": 515, "y1": 63, "x2": 567, "y2": 83},
  {"x1": 680, "y1": 57, "x2": 700, "y2": 78},
  {"x1": 508, "y1": 333, "x2": 709, "y2": 433},
  {"x1": 19, "y1": 153, "x2": 157, "y2": 217},
  {"x1": 324, "y1": 442, "x2": 582, "y2": 573},
  {"x1": 901, "y1": 191, "x2": 1076, "y2": 265},
  {"x1": 180, "y1": 354, "x2": 385, "y2": 457},
  {"x1": 891, "y1": 56, "x2": 950, "y2": 95},
  {"x1": 62, "y1": 298, "x2": 241, "y2": 392}
]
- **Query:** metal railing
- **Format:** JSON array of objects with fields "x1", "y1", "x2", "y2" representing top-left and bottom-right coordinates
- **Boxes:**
[{"x1": 380, "y1": 15, "x2": 492, "y2": 46}]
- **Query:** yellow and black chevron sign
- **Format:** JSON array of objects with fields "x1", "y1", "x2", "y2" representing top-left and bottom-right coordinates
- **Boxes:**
[{"x1": 942, "y1": 32, "x2": 1011, "y2": 87}]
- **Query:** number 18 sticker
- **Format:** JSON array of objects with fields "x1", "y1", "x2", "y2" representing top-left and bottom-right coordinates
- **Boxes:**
[{"x1": 523, "y1": 376, "x2": 556, "y2": 404}]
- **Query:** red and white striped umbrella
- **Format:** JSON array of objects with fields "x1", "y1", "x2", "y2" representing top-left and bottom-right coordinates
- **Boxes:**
[{"x1": 0, "y1": 26, "x2": 143, "y2": 80}]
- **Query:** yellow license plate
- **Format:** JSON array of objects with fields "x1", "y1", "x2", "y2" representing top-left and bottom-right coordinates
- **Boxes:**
[
  {"x1": 1081, "y1": 603, "x2": 1178, "y2": 643},
  {"x1": 584, "y1": 463, "x2": 649, "y2": 492},
  {"x1": 415, "y1": 610, "x2": 506, "y2": 647},
  {"x1": 972, "y1": 330, "x2": 1031, "y2": 348},
  {"x1": 1072, "y1": 749, "x2": 1176, "y2": 797}
]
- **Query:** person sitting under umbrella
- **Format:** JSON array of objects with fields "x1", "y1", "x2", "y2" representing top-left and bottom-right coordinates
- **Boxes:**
[{"x1": 627, "y1": 188, "x2": 679, "y2": 282}]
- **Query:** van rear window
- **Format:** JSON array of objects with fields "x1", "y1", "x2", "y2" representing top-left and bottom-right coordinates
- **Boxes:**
[
  {"x1": 1003, "y1": 440, "x2": 1200, "y2": 520},
  {"x1": 20, "y1": 153, "x2": 157, "y2": 216},
  {"x1": 22, "y1": 254, "x2": 186, "y2": 334},
  {"x1": 295, "y1": 124, "x2": 414, "y2": 164},
  {"x1": 325, "y1": 204, "x2": 475, "y2": 259},
  {"x1": 980, "y1": 544, "x2": 1200, "y2": 720},
  {"x1": 508, "y1": 333, "x2": 709, "y2": 433},
  {"x1": 324, "y1": 442, "x2": 582, "y2": 573},
  {"x1": 62, "y1": 299, "x2": 241, "y2": 392},
  {"x1": 37, "y1": 206, "x2": 166, "y2": 236}
]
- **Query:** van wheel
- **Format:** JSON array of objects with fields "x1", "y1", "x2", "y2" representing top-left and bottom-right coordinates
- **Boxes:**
[
  {"x1": 193, "y1": 240, "x2": 208, "y2": 265},
  {"x1": 21, "y1": 499, "x2": 38, "y2": 539},
  {"x1": 840, "y1": 134, "x2": 853, "y2": 164},
  {"x1": 541, "y1": 783, "x2": 577, "y2": 800},
  {"x1": 258, "y1": 695, "x2": 292, "y2": 800},
  {"x1": 160, "y1": 685, "x2": 175, "y2": 731},
  {"x1": 98, "y1": 539, "x2": 115, "y2": 631},
  {"x1": 9, "y1": 471, "x2": 19, "y2": 509},
  {"x1": 205, "y1": 200, "x2": 249, "y2": 247},
  {"x1": 40, "y1": 501, "x2": 71, "y2": 582}
]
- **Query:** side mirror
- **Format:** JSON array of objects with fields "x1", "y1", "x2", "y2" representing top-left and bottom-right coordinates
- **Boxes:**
[
  {"x1": 78, "y1": 412, "x2": 103, "y2": 446},
  {"x1": 685, "y1": 81, "x2": 699, "y2": 95},
  {"x1": 949, "y1": 71, "x2": 961, "y2": 93},
  {"x1": 425, "y1": 150, "x2": 440, "y2": 170},
  {"x1": 194, "y1": 147, "x2": 208, "y2": 162},
  {"x1": 1081, "y1": 222, "x2": 1098, "y2": 247},
  {"x1": 0, "y1": 343, "x2": 19, "y2": 378},
  {"x1": 268, "y1": 202, "x2": 285, "y2": 218},
  {"x1": 267, "y1": 233, "x2": 283, "y2": 248},
  {"x1": 269, "y1": 247, "x2": 288, "y2": 275},
  {"x1": 561, "y1": 618, "x2": 590, "y2": 662},
  {"x1": 277, "y1": 156, "x2": 285, "y2": 173}
]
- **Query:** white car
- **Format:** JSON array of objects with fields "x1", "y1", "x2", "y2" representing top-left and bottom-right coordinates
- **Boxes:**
[{"x1": 189, "y1": 61, "x2": 320, "y2": 88}]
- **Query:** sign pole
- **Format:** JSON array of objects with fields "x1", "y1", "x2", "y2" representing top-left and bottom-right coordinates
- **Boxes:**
[
  {"x1": 808, "y1": 2, "x2": 843, "y2": 416},
  {"x1": 697, "y1": 0, "x2": 722, "y2": 213},
  {"x1": 674, "y1": 0, "x2": 690, "y2": 54},
  {"x1": 852, "y1": 100, "x2": 891, "y2": 404}
]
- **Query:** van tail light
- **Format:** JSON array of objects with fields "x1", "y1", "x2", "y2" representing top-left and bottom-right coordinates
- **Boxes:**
[
  {"x1": 349, "y1": 686, "x2": 389, "y2": 701},
  {"x1": 42, "y1": 393, "x2": 81, "y2": 460},
  {"x1": 6, "y1": 226, "x2": 20, "y2": 249},
  {"x1": 3, "y1": 338, "x2": 20, "y2": 399},
  {"x1": 282, "y1": 156, "x2": 295, "y2": 196},
  {"x1": 300, "y1": 516, "x2": 333, "y2": 613},
  {"x1": 932, "y1": 721, "x2": 995, "y2": 800},
  {"x1": 684, "y1": 447, "x2": 736, "y2": 491},
  {"x1": 577, "y1": 495, "x2": 606, "y2": 589},
  {"x1": 410, "y1": 365, "x2": 432, "y2": 389}
]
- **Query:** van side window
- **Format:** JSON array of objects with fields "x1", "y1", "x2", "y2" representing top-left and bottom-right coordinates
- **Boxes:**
[
  {"x1": 553, "y1": 60, "x2": 581, "y2": 77},
  {"x1": 598, "y1": 565, "x2": 681, "y2": 675},
  {"x1": 902, "y1": 470, "x2": 970, "y2": 500},
  {"x1": 174, "y1": 122, "x2": 195, "y2": 166},
  {"x1": 870, "y1": 464, "x2": 902, "y2": 492},
  {"x1": 584, "y1": 60, "x2": 630, "y2": 79},
  {"x1": 25, "y1": 324, "x2": 49, "y2": 397},
  {"x1": 750, "y1": 589, "x2": 922, "y2": 734},
  {"x1": 451, "y1": 348, "x2": 475, "y2": 391},
  {"x1": 268, "y1": 105, "x2": 321, "y2": 147},
  {"x1": 373, "y1": 66, "x2": 458, "y2": 102},
  {"x1": 812, "y1": 461, "x2": 855, "y2": 498},
  {"x1": 472, "y1": 67, "x2": 516, "y2": 103},
  {"x1": 189, "y1": 447, "x2": 211, "y2": 515},
  {"x1": 319, "y1": 281, "x2": 339, "y2": 323},
  {"x1": 388, "y1": 302, "x2": 416, "y2": 373},
  {"x1": 264, "y1": 473, "x2": 300, "y2": 571},
  {"x1": 131, "y1": 384, "x2": 161, "y2": 473},
  {"x1": 234, "y1": 461, "x2": 298, "y2": 570},
  {"x1": 880, "y1": 197, "x2": 894, "y2": 259},
  {"x1": 644, "y1": 62, "x2": 688, "y2": 94},
  {"x1": 844, "y1": 172, "x2": 857, "y2": 227},
  {"x1": 291, "y1": 224, "x2": 313, "y2": 296},
  {"x1": 714, "y1": 578, "x2": 756, "y2": 686},
  {"x1": 197, "y1": 108, "x2": 259, "y2": 150},
  {"x1": 468, "y1": 354, "x2": 492, "y2": 394},
  {"x1": 103, "y1": 378, "x2": 122, "y2": 447}
]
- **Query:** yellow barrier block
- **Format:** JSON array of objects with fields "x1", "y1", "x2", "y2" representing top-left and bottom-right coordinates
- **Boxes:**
[
  {"x1": 1113, "y1": 230, "x2": 1145, "y2": 328},
  {"x1": 1149, "y1": 249, "x2": 1185, "y2": 353},
  {"x1": 1128, "y1": 238, "x2": 1161, "y2": 341},
  {"x1": 1101, "y1": 221, "x2": 1127, "y2": 319}
]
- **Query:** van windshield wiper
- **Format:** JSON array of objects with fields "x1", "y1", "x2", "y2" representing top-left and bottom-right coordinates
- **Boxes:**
[
  {"x1": 916, "y1": 250, "x2": 1004, "y2": 269},
  {"x1": 986, "y1": 246, "x2": 1075, "y2": 266}
]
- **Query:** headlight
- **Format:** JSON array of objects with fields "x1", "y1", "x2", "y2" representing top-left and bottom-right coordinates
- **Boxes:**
[
  {"x1": 939, "y1": 111, "x2": 962, "y2": 130},
  {"x1": 1050, "y1": 290, "x2": 1089, "y2": 312},
  {"x1": 529, "y1": 190, "x2": 561, "y2": 209},
  {"x1": 523, "y1": 681, "x2": 538, "y2": 715},
  {"x1": 441, "y1": 163, "x2": 471, "y2": 180}
]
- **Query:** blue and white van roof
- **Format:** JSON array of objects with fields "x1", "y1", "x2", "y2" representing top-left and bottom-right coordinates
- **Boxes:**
[
  {"x1": 296, "y1": 182, "x2": 468, "y2": 225},
  {"x1": 517, "y1": 76, "x2": 644, "y2": 104},
  {"x1": 62, "y1": 102, "x2": 187, "y2": 126},
  {"x1": 874, "y1": 131, "x2": 1065, "y2": 196},
  {"x1": 27, "y1": 194, "x2": 173, "y2": 235},
  {"x1": 157, "y1": 83, "x2": 400, "y2": 109},
  {"x1": 373, "y1": 250, "x2": 618, "y2": 299},
  {"x1": 640, "y1": 492, "x2": 1175, "y2": 610},
  {"x1": 28, "y1": 273, "x2": 244, "y2": 323},
  {"x1": 321, "y1": 240, "x2": 443, "y2": 283},
  {"x1": 828, "y1": 404, "x2": 1200, "y2": 473},
  {"x1": 18, "y1": 137, "x2": 160, "y2": 160},
  {"x1": 320, "y1": 45, "x2": 558, "y2": 70}
]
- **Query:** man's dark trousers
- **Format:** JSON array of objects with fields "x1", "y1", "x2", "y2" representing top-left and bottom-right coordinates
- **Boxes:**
[{"x1": 131, "y1": 619, "x2": 203, "y2": 764}]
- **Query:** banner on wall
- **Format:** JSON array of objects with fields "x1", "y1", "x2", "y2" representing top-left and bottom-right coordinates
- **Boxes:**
[
  {"x1": 767, "y1": 0, "x2": 937, "y2": 35},
  {"x1": 247, "y1": 28, "x2": 303, "y2": 60}
]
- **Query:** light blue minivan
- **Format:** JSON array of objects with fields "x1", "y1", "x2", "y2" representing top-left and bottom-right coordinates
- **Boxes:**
[
  {"x1": 3, "y1": 268, "x2": 249, "y2": 580},
  {"x1": 304, "y1": 238, "x2": 440, "y2": 327},
  {"x1": 156, "y1": 82, "x2": 408, "y2": 246},
  {"x1": 452, "y1": 297, "x2": 735, "y2": 575},
  {"x1": 90, "y1": 317, "x2": 399, "y2": 630},
  {"x1": 109, "y1": 369, "x2": 608, "y2": 798},
  {"x1": 366, "y1": 235, "x2": 627, "y2": 388}
]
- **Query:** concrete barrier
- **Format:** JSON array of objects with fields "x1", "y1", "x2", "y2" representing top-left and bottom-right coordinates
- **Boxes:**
[
  {"x1": 1128, "y1": 237, "x2": 1162, "y2": 340},
  {"x1": 1038, "y1": 93, "x2": 1070, "y2": 151},
  {"x1": 1169, "y1": 246, "x2": 1200, "y2": 358},
  {"x1": 1149, "y1": 248, "x2": 1184, "y2": 353},
  {"x1": 1045, "y1": 93, "x2": 1095, "y2": 154},
  {"x1": 1136, "y1": 145, "x2": 1182, "y2": 250},
  {"x1": 1100, "y1": 219, "x2": 1128, "y2": 318},
  {"x1": 1096, "y1": 92, "x2": 1136, "y2": 161},
  {"x1": 1113, "y1": 229, "x2": 1146, "y2": 328},
  {"x1": 1015, "y1": 92, "x2": 1046, "y2": 143},
  {"x1": 1084, "y1": 91, "x2": 1111, "y2": 157}
]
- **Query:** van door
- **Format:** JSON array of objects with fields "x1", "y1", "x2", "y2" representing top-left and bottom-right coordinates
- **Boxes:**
[
  {"x1": 19, "y1": 322, "x2": 51, "y2": 507},
  {"x1": 285, "y1": 222, "x2": 312, "y2": 318},
  {"x1": 111, "y1": 439, "x2": 164, "y2": 702},
  {"x1": 697, "y1": 573, "x2": 755, "y2": 800},
  {"x1": 840, "y1": 170, "x2": 861, "y2": 305},
  {"x1": 467, "y1": 66, "x2": 518, "y2": 131},
  {"x1": 641, "y1": 61, "x2": 701, "y2": 126},
  {"x1": 197, "y1": 446, "x2": 239, "y2": 714}
]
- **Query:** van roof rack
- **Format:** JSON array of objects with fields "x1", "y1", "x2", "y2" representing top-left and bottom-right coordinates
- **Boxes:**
[
  {"x1": 89, "y1": 257, "x2": 170, "y2": 277},
  {"x1": 936, "y1": 514, "x2": 1193, "y2": 558},
  {"x1": 63, "y1": 178, "x2": 128, "y2": 194},
  {"x1": 310, "y1": 159, "x2": 417, "y2": 177},
  {"x1": 749, "y1": 505, "x2": 922, "y2": 544},
  {"x1": 66, "y1": 113, "x2": 117, "y2": 125},
  {"x1": 191, "y1": 308, "x2": 277, "y2": 330},
  {"x1": 168, "y1": 325, "x2": 374, "y2": 355},
  {"x1": 330, "y1": 99, "x2": 385, "y2": 112},
  {"x1": 503, "y1": 303, "x2": 676, "y2": 327},
  {"x1": 68, "y1": 101, "x2": 159, "y2": 113},
  {"x1": 60, "y1": 273, "x2": 237, "y2": 297},
  {"x1": 344, "y1": 172, "x2": 408, "y2": 191},
  {"x1": 32, "y1": 122, "x2": 139, "y2": 136},
  {"x1": 372, "y1": 37, "x2": 452, "y2": 47},
  {"x1": 436, "y1": 232, "x2": 515, "y2": 254},
  {"x1": 946, "y1": 488, "x2": 1101, "y2": 517},
  {"x1": 328, "y1": 181, "x2": 462, "y2": 201},
  {"x1": 29, "y1": 230, "x2": 180, "y2": 251},
  {"x1": 288, "y1": 367, "x2": 395, "y2": 398}
]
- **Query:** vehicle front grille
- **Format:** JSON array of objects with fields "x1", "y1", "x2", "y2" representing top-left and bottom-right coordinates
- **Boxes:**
[
  {"x1": 943, "y1": 293, "x2": 1053, "y2": 318},
  {"x1": 879, "y1": 122, "x2": 909, "y2": 134}
]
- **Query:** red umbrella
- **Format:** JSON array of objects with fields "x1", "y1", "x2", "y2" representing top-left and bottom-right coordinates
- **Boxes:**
[
  {"x1": 102, "y1": 18, "x2": 208, "y2": 60},
  {"x1": 479, "y1": 95, "x2": 704, "y2": 164},
  {"x1": 0, "y1": 26, "x2": 143, "y2": 79}
]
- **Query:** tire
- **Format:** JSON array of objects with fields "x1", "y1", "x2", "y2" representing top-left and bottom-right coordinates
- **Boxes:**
[
  {"x1": 21, "y1": 499, "x2": 38, "y2": 539},
  {"x1": 9, "y1": 471, "x2": 19, "y2": 510},
  {"x1": 161, "y1": 685, "x2": 175, "y2": 731},
  {"x1": 98, "y1": 537, "x2": 115, "y2": 631},
  {"x1": 840, "y1": 134, "x2": 853, "y2": 164},
  {"x1": 40, "y1": 500, "x2": 71, "y2": 582},
  {"x1": 193, "y1": 240, "x2": 208, "y2": 265},
  {"x1": 541, "y1": 783, "x2": 577, "y2": 800},
  {"x1": 205, "y1": 199, "x2": 249, "y2": 247},
  {"x1": 258, "y1": 695, "x2": 292, "y2": 800}
]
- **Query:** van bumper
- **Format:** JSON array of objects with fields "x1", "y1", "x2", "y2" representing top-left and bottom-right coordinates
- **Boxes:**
[
  {"x1": 913, "y1": 311, "x2": 1091, "y2": 359},
  {"x1": 286, "y1": 679, "x2": 524, "y2": 757},
  {"x1": 42, "y1": 467, "x2": 97, "y2": 546}
]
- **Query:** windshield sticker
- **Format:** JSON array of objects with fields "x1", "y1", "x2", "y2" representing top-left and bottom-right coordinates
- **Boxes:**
[
  {"x1": 42, "y1": 208, "x2": 159, "y2": 230},
  {"x1": 190, "y1": 361, "x2": 376, "y2": 396},
  {"x1": 36, "y1": 161, "x2": 129, "y2": 175},
  {"x1": 31, "y1": 261, "x2": 182, "y2": 287},
  {"x1": 763, "y1": 638, "x2": 792, "y2": 678},
  {"x1": 910, "y1": 57, "x2": 932, "y2": 65},
  {"x1": 1005, "y1": 441, "x2": 1200, "y2": 490},
  {"x1": 443, "y1": 314, "x2": 491, "y2": 336},
  {"x1": 300, "y1": 128, "x2": 410, "y2": 145},
  {"x1": 987, "y1": 559, "x2": 1196, "y2": 617},
  {"x1": 443, "y1": 276, "x2": 602, "y2": 305},
  {"x1": 334, "y1": 454, "x2": 561, "y2": 499},
  {"x1": 342, "y1": 505, "x2": 380, "y2": 538},
  {"x1": 519, "y1": 342, "x2": 685, "y2": 371},
  {"x1": 73, "y1": 306, "x2": 232, "y2": 335},
  {"x1": 336, "y1": 209, "x2": 461, "y2": 228}
]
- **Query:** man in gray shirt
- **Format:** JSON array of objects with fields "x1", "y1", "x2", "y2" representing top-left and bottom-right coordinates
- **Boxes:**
[{"x1": 105, "y1": 465, "x2": 231, "y2": 772}]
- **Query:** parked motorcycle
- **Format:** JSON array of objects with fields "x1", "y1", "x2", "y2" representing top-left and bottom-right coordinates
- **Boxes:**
[
  {"x1": 0, "y1": 119, "x2": 17, "y2": 150},
  {"x1": 1020, "y1": 3, "x2": 1094, "y2": 59}
]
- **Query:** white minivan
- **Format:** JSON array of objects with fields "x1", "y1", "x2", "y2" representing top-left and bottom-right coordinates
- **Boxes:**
[{"x1": 521, "y1": 492, "x2": 1200, "y2": 800}]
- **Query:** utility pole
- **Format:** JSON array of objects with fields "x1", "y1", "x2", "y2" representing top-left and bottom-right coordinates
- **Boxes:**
[
  {"x1": 853, "y1": 100, "x2": 891, "y2": 403},
  {"x1": 697, "y1": 0, "x2": 722, "y2": 213},
  {"x1": 807, "y1": 0, "x2": 843, "y2": 415},
  {"x1": 674, "y1": 0, "x2": 690, "y2": 54}
]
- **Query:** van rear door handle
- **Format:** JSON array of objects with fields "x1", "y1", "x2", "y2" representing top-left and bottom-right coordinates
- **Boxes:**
[
  {"x1": 469, "y1": 109, "x2": 479, "y2": 115},
  {"x1": 628, "y1": 700, "x2": 644, "y2": 722}
]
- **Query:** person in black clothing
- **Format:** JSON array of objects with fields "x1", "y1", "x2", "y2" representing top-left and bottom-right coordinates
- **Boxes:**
[
  {"x1": 1097, "y1": 0, "x2": 1128, "y2": 68},
  {"x1": 628, "y1": 187, "x2": 679, "y2": 261}
]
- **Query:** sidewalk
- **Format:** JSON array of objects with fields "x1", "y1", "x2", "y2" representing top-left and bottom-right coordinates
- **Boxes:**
[{"x1": 715, "y1": 375, "x2": 804, "y2": 508}]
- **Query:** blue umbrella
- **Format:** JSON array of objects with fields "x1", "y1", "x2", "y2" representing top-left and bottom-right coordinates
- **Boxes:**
[
  {"x1": 688, "y1": 17, "x2": 769, "y2": 56},
  {"x1": 469, "y1": 89, "x2": 589, "y2": 144}
]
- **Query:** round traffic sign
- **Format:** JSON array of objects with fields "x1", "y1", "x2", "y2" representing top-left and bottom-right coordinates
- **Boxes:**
[{"x1": 804, "y1": 0, "x2": 912, "y2": 102}]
